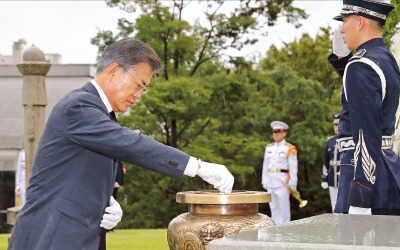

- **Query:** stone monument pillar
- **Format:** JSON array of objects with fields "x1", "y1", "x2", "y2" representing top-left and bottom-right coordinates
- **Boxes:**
[
  {"x1": 7, "y1": 45, "x2": 51, "y2": 235},
  {"x1": 16, "y1": 45, "x2": 51, "y2": 188}
]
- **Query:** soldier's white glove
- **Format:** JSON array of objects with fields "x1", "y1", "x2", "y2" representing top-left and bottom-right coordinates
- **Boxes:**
[
  {"x1": 196, "y1": 160, "x2": 234, "y2": 193},
  {"x1": 15, "y1": 186, "x2": 21, "y2": 195},
  {"x1": 100, "y1": 196, "x2": 123, "y2": 230},
  {"x1": 262, "y1": 184, "x2": 268, "y2": 191},
  {"x1": 321, "y1": 182, "x2": 329, "y2": 189},
  {"x1": 333, "y1": 24, "x2": 351, "y2": 57},
  {"x1": 287, "y1": 179, "x2": 297, "y2": 191},
  {"x1": 348, "y1": 206, "x2": 371, "y2": 215}
]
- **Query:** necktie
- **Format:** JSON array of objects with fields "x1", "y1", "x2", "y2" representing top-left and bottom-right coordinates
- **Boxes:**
[{"x1": 109, "y1": 111, "x2": 117, "y2": 122}]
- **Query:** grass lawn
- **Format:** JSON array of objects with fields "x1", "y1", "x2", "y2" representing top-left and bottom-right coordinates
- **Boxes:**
[
  {"x1": 107, "y1": 229, "x2": 169, "y2": 249},
  {"x1": 0, "y1": 229, "x2": 169, "y2": 250}
]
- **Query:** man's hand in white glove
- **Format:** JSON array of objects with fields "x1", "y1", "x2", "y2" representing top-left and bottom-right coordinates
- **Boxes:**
[
  {"x1": 287, "y1": 179, "x2": 297, "y2": 191},
  {"x1": 196, "y1": 160, "x2": 234, "y2": 193},
  {"x1": 333, "y1": 23, "x2": 351, "y2": 57},
  {"x1": 15, "y1": 186, "x2": 21, "y2": 195},
  {"x1": 348, "y1": 206, "x2": 371, "y2": 215},
  {"x1": 100, "y1": 196, "x2": 123, "y2": 230},
  {"x1": 321, "y1": 182, "x2": 329, "y2": 189}
]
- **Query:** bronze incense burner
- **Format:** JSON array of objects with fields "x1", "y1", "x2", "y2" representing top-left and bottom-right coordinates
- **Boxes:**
[{"x1": 167, "y1": 190, "x2": 275, "y2": 250}]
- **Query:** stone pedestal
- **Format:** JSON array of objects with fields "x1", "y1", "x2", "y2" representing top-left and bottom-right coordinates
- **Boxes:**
[
  {"x1": 167, "y1": 190, "x2": 275, "y2": 250},
  {"x1": 6, "y1": 206, "x2": 22, "y2": 226},
  {"x1": 208, "y1": 213, "x2": 400, "y2": 250},
  {"x1": 16, "y1": 45, "x2": 50, "y2": 189}
]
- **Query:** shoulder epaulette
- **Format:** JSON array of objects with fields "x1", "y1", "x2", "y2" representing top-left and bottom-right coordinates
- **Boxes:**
[
  {"x1": 350, "y1": 49, "x2": 366, "y2": 61},
  {"x1": 327, "y1": 135, "x2": 335, "y2": 140},
  {"x1": 266, "y1": 142, "x2": 275, "y2": 147},
  {"x1": 286, "y1": 143, "x2": 297, "y2": 157}
]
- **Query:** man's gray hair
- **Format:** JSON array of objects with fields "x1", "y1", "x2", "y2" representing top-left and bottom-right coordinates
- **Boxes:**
[{"x1": 96, "y1": 38, "x2": 163, "y2": 74}]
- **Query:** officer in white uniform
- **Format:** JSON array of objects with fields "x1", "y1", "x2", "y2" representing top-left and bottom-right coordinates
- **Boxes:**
[
  {"x1": 262, "y1": 121, "x2": 298, "y2": 224},
  {"x1": 15, "y1": 149, "x2": 26, "y2": 206}
]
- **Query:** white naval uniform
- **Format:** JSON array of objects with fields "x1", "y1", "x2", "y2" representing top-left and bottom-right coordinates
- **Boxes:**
[
  {"x1": 15, "y1": 149, "x2": 26, "y2": 206},
  {"x1": 262, "y1": 139, "x2": 298, "y2": 224}
]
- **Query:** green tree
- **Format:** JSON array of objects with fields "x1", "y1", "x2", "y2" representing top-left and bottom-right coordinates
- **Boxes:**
[
  {"x1": 383, "y1": 0, "x2": 400, "y2": 47},
  {"x1": 261, "y1": 27, "x2": 342, "y2": 106},
  {"x1": 95, "y1": 0, "x2": 308, "y2": 78},
  {"x1": 92, "y1": 0, "x2": 308, "y2": 152}
]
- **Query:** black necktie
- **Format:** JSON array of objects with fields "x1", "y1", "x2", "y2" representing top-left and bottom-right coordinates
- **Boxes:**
[{"x1": 109, "y1": 111, "x2": 117, "y2": 122}]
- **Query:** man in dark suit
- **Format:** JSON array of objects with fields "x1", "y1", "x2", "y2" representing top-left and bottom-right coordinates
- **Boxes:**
[{"x1": 8, "y1": 38, "x2": 234, "y2": 250}]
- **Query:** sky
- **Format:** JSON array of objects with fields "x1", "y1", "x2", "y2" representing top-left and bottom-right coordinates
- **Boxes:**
[{"x1": 0, "y1": 1, "x2": 342, "y2": 64}]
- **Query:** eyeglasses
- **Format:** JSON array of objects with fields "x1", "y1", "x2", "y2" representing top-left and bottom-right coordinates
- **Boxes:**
[
  {"x1": 120, "y1": 65, "x2": 149, "y2": 95},
  {"x1": 273, "y1": 129, "x2": 286, "y2": 133}
]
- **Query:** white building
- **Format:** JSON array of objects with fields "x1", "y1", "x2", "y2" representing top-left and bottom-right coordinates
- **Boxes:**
[{"x1": 0, "y1": 38, "x2": 62, "y2": 64}]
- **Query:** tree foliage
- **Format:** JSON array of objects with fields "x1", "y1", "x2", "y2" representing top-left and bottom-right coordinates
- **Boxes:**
[
  {"x1": 93, "y1": 0, "x2": 307, "y2": 75},
  {"x1": 261, "y1": 28, "x2": 342, "y2": 104},
  {"x1": 383, "y1": 0, "x2": 400, "y2": 47},
  {"x1": 92, "y1": 1, "x2": 306, "y2": 154}
]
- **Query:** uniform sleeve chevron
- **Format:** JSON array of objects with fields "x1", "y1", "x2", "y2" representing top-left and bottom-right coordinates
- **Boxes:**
[{"x1": 355, "y1": 129, "x2": 376, "y2": 184}]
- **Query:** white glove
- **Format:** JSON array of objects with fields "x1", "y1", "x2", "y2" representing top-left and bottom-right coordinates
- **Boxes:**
[
  {"x1": 333, "y1": 23, "x2": 351, "y2": 57},
  {"x1": 100, "y1": 196, "x2": 123, "y2": 230},
  {"x1": 262, "y1": 184, "x2": 268, "y2": 191},
  {"x1": 348, "y1": 206, "x2": 371, "y2": 215},
  {"x1": 287, "y1": 179, "x2": 297, "y2": 190},
  {"x1": 321, "y1": 182, "x2": 329, "y2": 189},
  {"x1": 15, "y1": 186, "x2": 21, "y2": 195},
  {"x1": 196, "y1": 160, "x2": 234, "y2": 193}
]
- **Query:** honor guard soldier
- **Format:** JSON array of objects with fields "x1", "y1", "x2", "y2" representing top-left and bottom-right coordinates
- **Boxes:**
[
  {"x1": 328, "y1": 0, "x2": 400, "y2": 215},
  {"x1": 321, "y1": 113, "x2": 341, "y2": 212},
  {"x1": 262, "y1": 121, "x2": 298, "y2": 224}
]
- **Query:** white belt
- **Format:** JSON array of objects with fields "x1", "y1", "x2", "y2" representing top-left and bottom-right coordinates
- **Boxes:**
[
  {"x1": 268, "y1": 168, "x2": 289, "y2": 173},
  {"x1": 337, "y1": 136, "x2": 392, "y2": 152}
]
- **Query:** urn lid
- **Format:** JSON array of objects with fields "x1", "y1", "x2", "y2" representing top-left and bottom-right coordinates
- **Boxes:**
[{"x1": 176, "y1": 190, "x2": 270, "y2": 204}]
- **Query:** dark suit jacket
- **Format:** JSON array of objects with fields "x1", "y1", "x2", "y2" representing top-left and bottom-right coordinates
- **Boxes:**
[
  {"x1": 8, "y1": 82, "x2": 189, "y2": 250},
  {"x1": 115, "y1": 161, "x2": 124, "y2": 186}
]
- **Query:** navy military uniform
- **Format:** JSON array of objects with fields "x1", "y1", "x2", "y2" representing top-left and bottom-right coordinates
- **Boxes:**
[
  {"x1": 322, "y1": 135, "x2": 339, "y2": 186},
  {"x1": 328, "y1": 0, "x2": 400, "y2": 214},
  {"x1": 321, "y1": 114, "x2": 341, "y2": 211}
]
